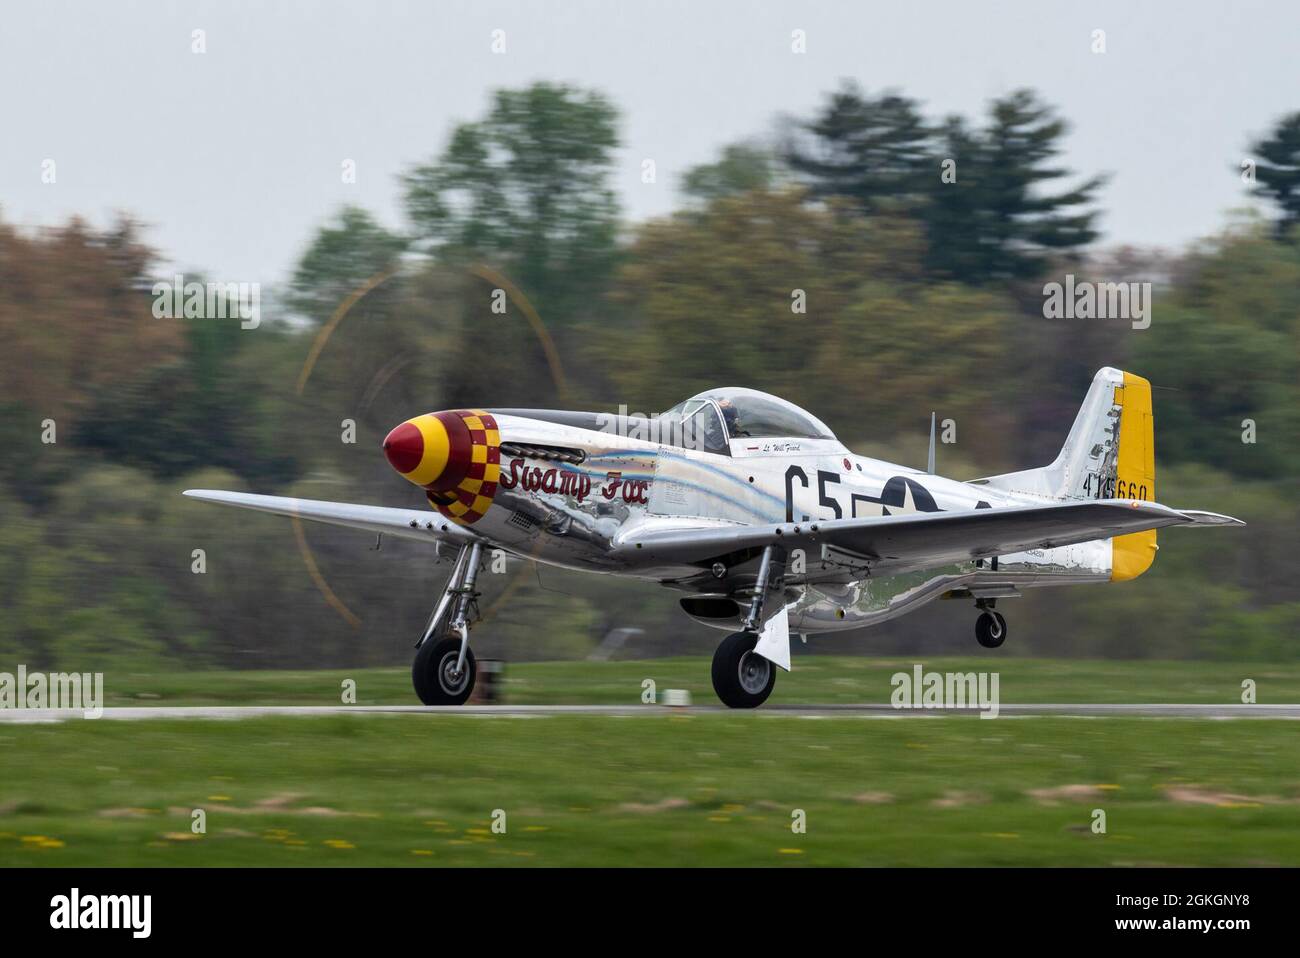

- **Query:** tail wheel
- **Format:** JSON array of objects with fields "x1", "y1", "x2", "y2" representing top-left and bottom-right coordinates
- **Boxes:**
[
  {"x1": 975, "y1": 611, "x2": 1007, "y2": 649},
  {"x1": 413, "y1": 635, "x2": 477, "y2": 705},
  {"x1": 711, "y1": 631, "x2": 776, "y2": 708}
]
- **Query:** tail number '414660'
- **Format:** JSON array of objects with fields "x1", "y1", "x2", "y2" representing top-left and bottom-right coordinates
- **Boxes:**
[{"x1": 1084, "y1": 472, "x2": 1149, "y2": 500}]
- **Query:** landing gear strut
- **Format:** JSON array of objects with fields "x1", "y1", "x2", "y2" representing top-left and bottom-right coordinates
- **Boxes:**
[
  {"x1": 413, "y1": 542, "x2": 483, "y2": 705},
  {"x1": 974, "y1": 599, "x2": 1007, "y2": 649},
  {"x1": 711, "y1": 545, "x2": 783, "y2": 708}
]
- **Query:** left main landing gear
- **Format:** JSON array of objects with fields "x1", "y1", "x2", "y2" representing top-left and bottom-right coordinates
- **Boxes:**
[
  {"x1": 974, "y1": 600, "x2": 1007, "y2": 649},
  {"x1": 412, "y1": 542, "x2": 483, "y2": 705}
]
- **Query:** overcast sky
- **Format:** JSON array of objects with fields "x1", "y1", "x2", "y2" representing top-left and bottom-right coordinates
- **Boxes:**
[{"x1": 1, "y1": 0, "x2": 1294, "y2": 288}]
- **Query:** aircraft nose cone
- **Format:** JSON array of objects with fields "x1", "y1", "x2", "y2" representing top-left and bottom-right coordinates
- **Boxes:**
[
  {"x1": 384, "y1": 410, "x2": 501, "y2": 525},
  {"x1": 380, "y1": 412, "x2": 463, "y2": 491},
  {"x1": 382, "y1": 422, "x2": 425, "y2": 475}
]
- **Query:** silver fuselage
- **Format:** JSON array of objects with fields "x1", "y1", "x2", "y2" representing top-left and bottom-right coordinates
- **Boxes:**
[{"x1": 462, "y1": 413, "x2": 1112, "y2": 636}]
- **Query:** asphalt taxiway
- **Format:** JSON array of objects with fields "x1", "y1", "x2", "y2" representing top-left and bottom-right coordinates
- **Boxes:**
[{"x1": 1, "y1": 703, "x2": 1297, "y2": 723}]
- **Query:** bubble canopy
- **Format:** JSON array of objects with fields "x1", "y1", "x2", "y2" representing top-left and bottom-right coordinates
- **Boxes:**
[{"x1": 660, "y1": 387, "x2": 836, "y2": 453}]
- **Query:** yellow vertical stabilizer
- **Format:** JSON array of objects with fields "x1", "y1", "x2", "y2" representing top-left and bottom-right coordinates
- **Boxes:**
[{"x1": 1111, "y1": 372, "x2": 1157, "y2": 581}]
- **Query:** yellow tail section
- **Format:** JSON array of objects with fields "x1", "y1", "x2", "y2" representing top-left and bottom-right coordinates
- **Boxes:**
[
  {"x1": 1110, "y1": 371, "x2": 1157, "y2": 581},
  {"x1": 932, "y1": 365, "x2": 1160, "y2": 578}
]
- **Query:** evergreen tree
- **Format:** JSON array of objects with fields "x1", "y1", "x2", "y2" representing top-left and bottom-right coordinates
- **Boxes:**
[
  {"x1": 920, "y1": 115, "x2": 987, "y2": 281},
  {"x1": 936, "y1": 89, "x2": 1104, "y2": 283},
  {"x1": 1248, "y1": 111, "x2": 1300, "y2": 239},
  {"x1": 784, "y1": 82, "x2": 931, "y2": 214},
  {"x1": 787, "y1": 85, "x2": 1103, "y2": 284}
]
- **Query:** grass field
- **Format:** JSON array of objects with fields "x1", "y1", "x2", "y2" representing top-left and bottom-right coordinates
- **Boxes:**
[{"x1": 2, "y1": 657, "x2": 1298, "y2": 867}]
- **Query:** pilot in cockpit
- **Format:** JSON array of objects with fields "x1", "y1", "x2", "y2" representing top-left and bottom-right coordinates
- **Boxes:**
[{"x1": 717, "y1": 398, "x2": 747, "y2": 438}]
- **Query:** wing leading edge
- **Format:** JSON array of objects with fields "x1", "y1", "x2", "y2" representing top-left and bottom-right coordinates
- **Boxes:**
[
  {"x1": 614, "y1": 499, "x2": 1243, "y2": 575},
  {"x1": 182, "y1": 489, "x2": 479, "y2": 546}
]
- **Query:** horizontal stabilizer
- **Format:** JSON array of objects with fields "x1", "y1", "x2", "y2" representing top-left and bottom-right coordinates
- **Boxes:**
[{"x1": 1170, "y1": 509, "x2": 1246, "y2": 526}]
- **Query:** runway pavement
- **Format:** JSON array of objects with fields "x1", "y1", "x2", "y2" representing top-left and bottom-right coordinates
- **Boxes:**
[{"x1": 2, "y1": 702, "x2": 1298, "y2": 723}]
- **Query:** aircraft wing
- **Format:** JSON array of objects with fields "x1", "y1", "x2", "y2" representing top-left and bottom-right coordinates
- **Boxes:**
[
  {"x1": 182, "y1": 489, "x2": 478, "y2": 546},
  {"x1": 615, "y1": 499, "x2": 1243, "y2": 575}
]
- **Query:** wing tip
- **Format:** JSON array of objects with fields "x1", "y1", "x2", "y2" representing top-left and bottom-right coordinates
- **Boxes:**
[
  {"x1": 182, "y1": 488, "x2": 222, "y2": 501},
  {"x1": 182, "y1": 489, "x2": 247, "y2": 506}
]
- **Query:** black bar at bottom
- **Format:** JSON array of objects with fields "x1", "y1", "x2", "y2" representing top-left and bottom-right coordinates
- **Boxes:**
[{"x1": 0, "y1": 867, "x2": 1285, "y2": 944}]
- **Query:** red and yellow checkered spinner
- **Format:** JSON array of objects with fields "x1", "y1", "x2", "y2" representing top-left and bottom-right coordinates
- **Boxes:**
[{"x1": 382, "y1": 409, "x2": 501, "y2": 525}]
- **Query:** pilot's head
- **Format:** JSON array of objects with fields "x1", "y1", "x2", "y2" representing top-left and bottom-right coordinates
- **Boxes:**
[{"x1": 717, "y1": 398, "x2": 741, "y2": 435}]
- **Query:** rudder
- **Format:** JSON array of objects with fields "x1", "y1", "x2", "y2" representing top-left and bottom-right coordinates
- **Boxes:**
[
  {"x1": 970, "y1": 366, "x2": 1157, "y2": 579},
  {"x1": 1110, "y1": 371, "x2": 1156, "y2": 580}
]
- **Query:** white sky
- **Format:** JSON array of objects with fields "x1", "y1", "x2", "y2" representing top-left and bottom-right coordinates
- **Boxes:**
[{"x1": 1, "y1": 0, "x2": 1293, "y2": 288}]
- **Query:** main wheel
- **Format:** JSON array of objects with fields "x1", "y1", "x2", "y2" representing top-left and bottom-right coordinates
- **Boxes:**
[
  {"x1": 711, "y1": 631, "x2": 776, "y2": 708},
  {"x1": 975, "y1": 611, "x2": 1007, "y2": 649},
  {"x1": 412, "y1": 634, "x2": 477, "y2": 705}
]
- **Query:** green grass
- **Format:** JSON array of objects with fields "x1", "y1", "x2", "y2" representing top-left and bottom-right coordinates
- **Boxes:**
[
  {"x1": 3, "y1": 657, "x2": 1298, "y2": 867},
  {"x1": 94, "y1": 655, "x2": 1300, "y2": 707},
  {"x1": 2, "y1": 714, "x2": 1298, "y2": 866}
]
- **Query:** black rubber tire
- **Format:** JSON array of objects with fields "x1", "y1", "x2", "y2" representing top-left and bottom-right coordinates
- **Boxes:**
[
  {"x1": 412, "y1": 634, "x2": 477, "y2": 705},
  {"x1": 711, "y1": 631, "x2": 776, "y2": 708},
  {"x1": 975, "y1": 611, "x2": 1007, "y2": 649}
]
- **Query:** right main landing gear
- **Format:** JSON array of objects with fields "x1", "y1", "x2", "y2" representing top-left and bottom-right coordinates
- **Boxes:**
[
  {"x1": 412, "y1": 543, "x2": 483, "y2": 705},
  {"x1": 413, "y1": 634, "x2": 478, "y2": 705},
  {"x1": 974, "y1": 600, "x2": 1007, "y2": 649}
]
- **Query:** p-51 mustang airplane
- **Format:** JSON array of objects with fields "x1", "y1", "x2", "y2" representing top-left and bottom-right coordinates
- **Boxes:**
[{"x1": 186, "y1": 367, "x2": 1241, "y2": 708}]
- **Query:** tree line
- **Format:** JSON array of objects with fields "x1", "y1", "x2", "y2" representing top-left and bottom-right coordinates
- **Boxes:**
[{"x1": 1, "y1": 81, "x2": 1297, "y2": 670}]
